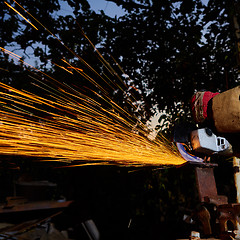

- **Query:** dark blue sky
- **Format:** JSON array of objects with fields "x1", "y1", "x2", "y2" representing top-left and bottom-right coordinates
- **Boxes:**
[
  {"x1": 88, "y1": 0, "x2": 125, "y2": 17},
  {"x1": 59, "y1": 0, "x2": 126, "y2": 18}
]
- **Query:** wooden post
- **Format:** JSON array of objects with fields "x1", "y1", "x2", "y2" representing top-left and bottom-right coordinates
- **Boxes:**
[{"x1": 233, "y1": 157, "x2": 240, "y2": 232}]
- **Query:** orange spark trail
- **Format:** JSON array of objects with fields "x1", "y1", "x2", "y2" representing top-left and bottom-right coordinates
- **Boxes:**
[
  {"x1": 0, "y1": 113, "x2": 184, "y2": 166},
  {"x1": 4, "y1": 1, "x2": 38, "y2": 30},
  {"x1": 0, "y1": 75, "x2": 185, "y2": 166},
  {"x1": 0, "y1": 2, "x2": 186, "y2": 167}
]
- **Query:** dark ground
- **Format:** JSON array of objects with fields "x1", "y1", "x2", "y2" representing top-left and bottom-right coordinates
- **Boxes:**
[{"x1": 0, "y1": 156, "x2": 236, "y2": 239}]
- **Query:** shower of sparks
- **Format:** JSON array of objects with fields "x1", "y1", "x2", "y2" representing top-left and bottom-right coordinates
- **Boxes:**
[
  {"x1": 0, "y1": 2, "x2": 186, "y2": 167},
  {"x1": 0, "y1": 77, "x2": 185, "y2": 166},
  {"x1": 4, "y1": 1, "x2": 38, "y2": 30}
]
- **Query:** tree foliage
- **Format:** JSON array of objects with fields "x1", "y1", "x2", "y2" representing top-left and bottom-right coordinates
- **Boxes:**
[
  {"x1": 106, "y1": 0, "x2": 240, "y2": 130},
  {"x1": 1, "y1": 0, "x2": 240, "y2": 127},
  {"x1": 0, "y1": 1, "x2": 240, "y2": 239}
]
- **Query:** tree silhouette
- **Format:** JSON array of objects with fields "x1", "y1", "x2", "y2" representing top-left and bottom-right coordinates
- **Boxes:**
[
  {"x1": 1, "y1": 0, "x2": 240, "y2": 126},
  {"x1": 1, "y1": 1, "x2": 240, "y2": 239}
]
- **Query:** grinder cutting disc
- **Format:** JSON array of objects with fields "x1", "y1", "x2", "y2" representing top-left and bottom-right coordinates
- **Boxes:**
[
  {"x1": 176, "y1": 142, "x2": 204, "y2": 164},
  {"x1": 173, "y1": 122, "x2": 204, "y2": 163}
]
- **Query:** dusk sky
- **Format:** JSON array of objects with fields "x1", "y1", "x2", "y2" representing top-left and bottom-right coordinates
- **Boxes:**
[
  {"x1": 59, "y1": 0, "x2": 126, "y2": 18},
  {"x1": 88, "y1": 0, "x2": 126, "y2": 17}
]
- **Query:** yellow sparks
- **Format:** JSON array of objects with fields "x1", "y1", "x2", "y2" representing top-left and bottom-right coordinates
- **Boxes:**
[
  {"x1": 4, "y1": 1, "x2": 38, "y2": 30},
  {"x1": 52, "y1": 62, "x2": 74, "y2": 74},
  {"x1": 0, "y1": 67, "x2": 9, "y2": 72},
  {"x1": 0, "y1": 2, "x2": 187, "y2": 167},
  {"x1": 67, "y1": 67, "x2": 83, "y2": 72},
  {"x1": 0, "y1": 81, "x2": 185, "y2": 166}
]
